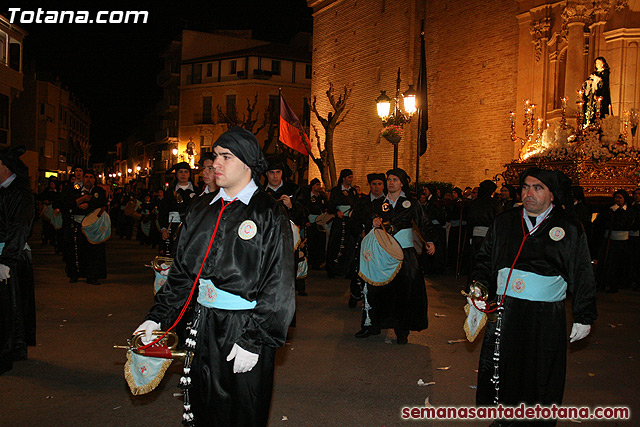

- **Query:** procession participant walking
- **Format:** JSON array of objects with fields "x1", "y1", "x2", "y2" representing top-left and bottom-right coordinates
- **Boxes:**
[
  {"x1": 326, "y1": 169, "x2": 358, "y2": 277},
  {"x1": 0, "y1": 146, "x2": 36, "y2": 374},
  {"x1": 348, "y1": 172, "x2": 385, "y2": 308},
  {"x1": 158, "y1": 162, "x2": 197, "y2": 257},
  {"x1": 135, "y1": 126, "x2": 295, "y2": 427},
  {"x1": 199, "y1": 151, "x2": 219, "y2": 196},
  {"x1": 356, "y1": 168, "x2": 436, "y2": 344},
  {"x1": 62, "y1": 169, "x2": 108, "y2": 285},
  {"x1": 469, "y1": 168, "x2": 596, "y2": 426},
  {"x1": 297, "y1": 178, "x2": 328, "y2": 270}
]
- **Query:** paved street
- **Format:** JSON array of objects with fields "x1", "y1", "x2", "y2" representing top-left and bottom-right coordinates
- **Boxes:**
[{"x1": 1, "y1": 228, "x2": 638, "y2": 426}]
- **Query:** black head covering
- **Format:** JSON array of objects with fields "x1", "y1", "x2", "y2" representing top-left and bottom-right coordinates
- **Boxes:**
[
  {"x1": 386, "y1": 168, "x2": 410, "y2": 190},
  {"x1": 310, "y1": 178, "x2": 321, "y2": 187},
  {"x1": 425, "y1": 183, "x2": 438, "y2": 198},
  {"x1": 265, "y1": 155, "x2": 292, "y2": 179},
  {"x1": 502, "y1": 184, "x2": 517, "y2": 200},
  {"x1": 0, "y1": 145, "x2": 29, "y2": 180},
  {"x1": 83, "y1": 169, "x2": 96, "y2": 177},
  {"x1": 72, "y1": 165, "x2": 84, "y2": 173},
  {"x1": 520, "y1": 167, "x2": 572, "y2": 208},
  {"x1": 613, "y1": 189, "x2": 631, "y2": 206},
  {"x1": 367, "y1": 173, "x2": 386, "y2": 184},
  {"x1": 338, "y1": 169, "x2": 353, "y2": 184},
  {"x1": 478, "y1": 180, "x2": 497, "y2": 199},
  {"x1": 213, "y1": 126, "x2": 268, "y2": 180},
  {"x1": 169, "y1": 162, "x2": 191, "y2": 173},
  {"x1": 199, "y1": 151, "x2": 215, "y2": 165}
]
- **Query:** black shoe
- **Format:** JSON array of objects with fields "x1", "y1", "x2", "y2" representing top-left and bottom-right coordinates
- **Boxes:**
[
  {"x1": 355, "y1": 328, "x2": 381, "y2": 338},
  {"x1": 348, "y1": 296, "x2": 357, "y2": 308},
  {"x1": 87, "y1": 279, "x2": 101, "y2": 286},
  {"x1": 298, "y1": 291, "x2": 308, "y2": 296},
  {"x1": 69, "y1": 276, "x2": 79, "y2": 283},
  {"x1": 396, "y1": 335, "x2": 408, "y2": 345}
]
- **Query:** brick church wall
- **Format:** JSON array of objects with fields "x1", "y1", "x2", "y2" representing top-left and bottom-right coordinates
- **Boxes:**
[{"x1": 309, "y1": 0, "x2": 519, "y2": 190}]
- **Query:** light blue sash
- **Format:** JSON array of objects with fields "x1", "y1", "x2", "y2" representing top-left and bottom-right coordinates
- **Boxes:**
[
  {"x1": 197, "y1": 279, "x2": 257, "y2": 310},
  {"x1": 497, "y1": 268, "x2": 566, "y2": 302},
  {"x1": 308, "y1": 214, "x2": 319, "y2": 224},
  {"x1": 393, "y1": 228, "x2": 414, "y2": 249},
  {"x1": 336, "y1": 205, "x2": 351, "y2": 217},
  {"x1": 0, "y1": 242, "x2": 31, "y2": 255}
]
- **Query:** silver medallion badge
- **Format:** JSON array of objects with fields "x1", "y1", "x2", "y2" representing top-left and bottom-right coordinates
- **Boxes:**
[
  {"x1": 238, "y1": 220, "x2": 258, "y2": 240},
  {"x1": 549, "y1": 227, "x2": 565, "y2": 241},
  {"x1": 402, "y1": 200, "x2": 411, "y2": 208}
]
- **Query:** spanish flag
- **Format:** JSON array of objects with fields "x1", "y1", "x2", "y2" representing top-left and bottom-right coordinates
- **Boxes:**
[{"x1": 279, "y1": 94, "x2": 309, "y2": 155}]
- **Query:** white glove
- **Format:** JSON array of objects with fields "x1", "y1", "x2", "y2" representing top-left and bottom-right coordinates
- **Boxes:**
[
  {"x1": 569, "y1": 323, "x2": 591, "y2": 343},
  {"x1": 467, "y1": 296, "x2": 486, "y2": 311},
  {"x1": 226, "y1": 343, "x2": 259, "y2": 373},
  {"x1": 134, "y1": 320, "x2": 161, "y2": 345},
  {"x1": 0, "y1": 264, "x2": 10, "y2": 281}
]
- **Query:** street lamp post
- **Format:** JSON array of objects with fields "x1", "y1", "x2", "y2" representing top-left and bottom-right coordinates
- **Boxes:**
[{"x1": 376, "y1": 68, "x2": 417, "y2": 169}]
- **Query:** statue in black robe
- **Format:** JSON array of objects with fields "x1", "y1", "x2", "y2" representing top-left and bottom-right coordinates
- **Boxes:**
[{"x1": 582, "y1": 56, "x2": 612, "y2": 126}]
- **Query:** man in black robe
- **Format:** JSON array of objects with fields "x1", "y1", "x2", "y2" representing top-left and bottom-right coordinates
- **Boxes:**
[
  {"x1": 326, "y1": 169, "x2": 358, "y2": 277},
  {"x1": 348, "y1": 172, "x2": 385, "y2": 308},
  {"x1": 62, "y1": 169, "x2": 108, "y2": 285},
  {"x1": 135, "y1": 126, "x2": 295, "y2": 427},
  {"x1": 0, "y1": 146, "x2": 35, "y2": 374},
  {"x1": 469, "y1": 168, "x2": 597, "y2": 426},
  {"x1": 355, "y1": 168, "x2": 436, "y2": 344},
  {"x1": 199, "y1": 151, "x2": 219, "y2": 197},
  {"x1": 158, "y1": 162, "x2": 197, "y2": 257},
  {"x1": 297, "y1": 178, "x2": 328, "y2": 270}
]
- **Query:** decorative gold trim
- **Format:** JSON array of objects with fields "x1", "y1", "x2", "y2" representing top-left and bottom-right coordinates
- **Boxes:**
[
  {"x1": 463, "y1": 303, "x2": 487, "y2": 343},
  {"x1": 124, "y1": 350, "x2": 173, "y2": 396},
  {"x1": 358, "y1": 260, "x2": 403, "y2": 287}
]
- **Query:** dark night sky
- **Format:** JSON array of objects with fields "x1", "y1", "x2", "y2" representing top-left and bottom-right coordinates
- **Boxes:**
[{"x1": 9, "y1": 1, "x2": 313, "y2": 161}]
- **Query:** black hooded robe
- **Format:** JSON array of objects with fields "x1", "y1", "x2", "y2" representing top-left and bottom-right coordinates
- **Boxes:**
[
  {"x1": 363, "y1": 195, "x2": 436, "y2": 337},
  {"x1": 472, "y1": 206, "x2": 597, "y2": 424},
  {"x1": 0, "y1": 176, "x2": 35, "y2": 374},
  {"x1": 146, "y1": 189, "x2": 295, "y2": 427}
]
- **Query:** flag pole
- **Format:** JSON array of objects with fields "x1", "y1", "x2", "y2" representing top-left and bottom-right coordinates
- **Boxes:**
[
  {"x1": 276, "y1": 87, "x2": 282, "y2": 154},
  {"x1": 416, "y1": 20, "x2": 425, "y2": 184}
]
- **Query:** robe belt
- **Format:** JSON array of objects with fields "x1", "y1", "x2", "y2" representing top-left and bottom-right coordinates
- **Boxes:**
[
  {"x1": 630, "y1": 230, "x2": 640, "y2": 237},
  {"x1": 308, "y1": 214, "x2": 318, "y2": 224},
  {"x1": 473, "y1": 226, "x2": 489, "y2": 237},
  {"x1": 168, "y1": 211, "x2": 182, "y2": 224},
  {"x1": 197, "y1": 279, "x2": 257, "y2": 310},
  {"x1": 449, "y1": 220, "x2": 467, "y2": 227},
  {"x1": 604, "y1": 230, "x2": 629, "y2": 240},
  {"x1": 393, "y1": 228, "x2": 415, "y2": 249},
  {"x1": 336, "y1": 205, "x2": 351, "y2": 217},
  {"x1": 0, "y1": 241, "x2": 31, "y2": 255},
  {"x1": 497, "y1": 268, "x2": 567, "y2": 302}
]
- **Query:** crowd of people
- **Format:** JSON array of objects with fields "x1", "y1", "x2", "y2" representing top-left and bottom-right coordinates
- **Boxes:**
[{"x1": 1, "y1": 131, "x2": 638, "y2": 425}]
